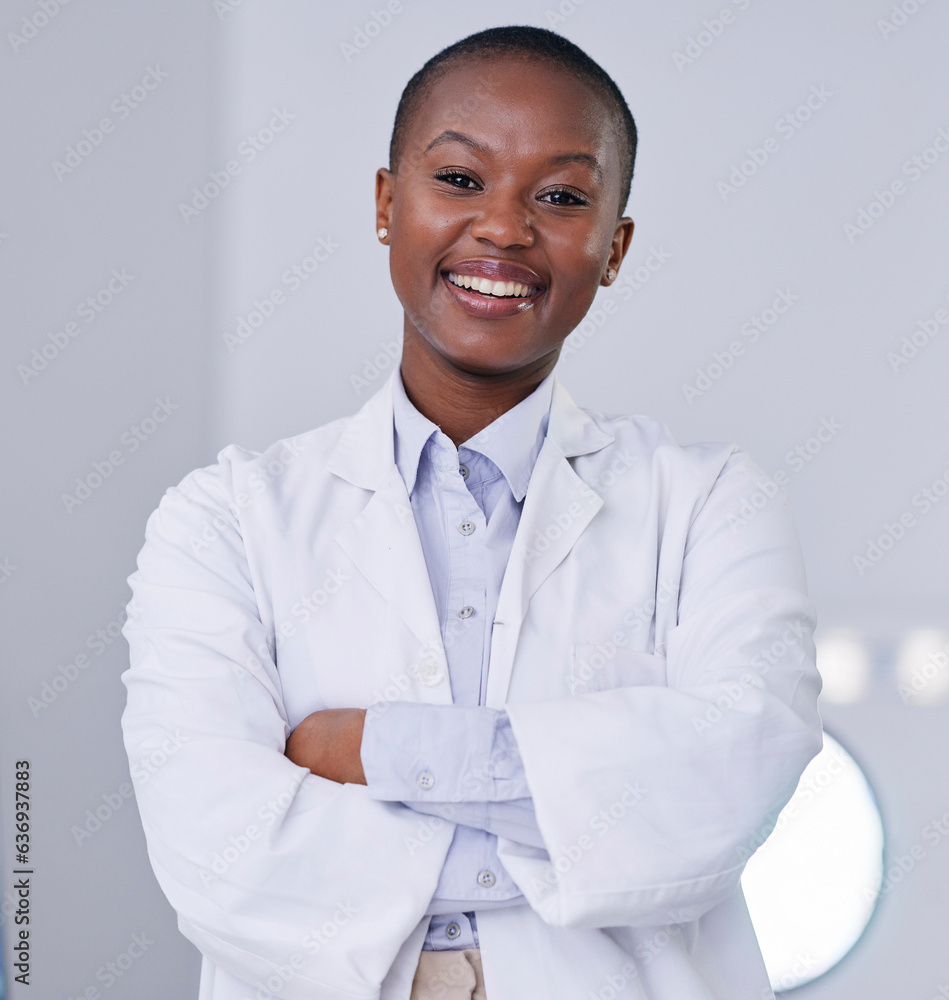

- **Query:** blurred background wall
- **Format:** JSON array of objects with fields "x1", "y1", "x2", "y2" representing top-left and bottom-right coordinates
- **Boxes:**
[{"x1": 1, "y1": 1, "x2": 947, "y2": 996}]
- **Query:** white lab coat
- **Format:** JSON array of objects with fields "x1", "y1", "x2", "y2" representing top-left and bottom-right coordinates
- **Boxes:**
[{"x1": 121, "y1": 368, "x2": 822, "y2": 1000}]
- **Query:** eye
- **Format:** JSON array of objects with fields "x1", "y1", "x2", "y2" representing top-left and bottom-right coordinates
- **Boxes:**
[
  {"x1": 434, "y1": 169, "x2": 481, "y2": 190},
  {"x1": 538, "y1": 187, "x2": 588, "y2": 207}
]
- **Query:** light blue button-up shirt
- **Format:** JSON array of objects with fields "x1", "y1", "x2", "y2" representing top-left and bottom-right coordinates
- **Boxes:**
[{"x1": 360, "y1": 364, "x2": 554, "y2": 951}]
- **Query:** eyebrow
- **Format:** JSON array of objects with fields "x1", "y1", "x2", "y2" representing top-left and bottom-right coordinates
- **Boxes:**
[{"x1": 424, "y1": 130, "x2": 603, "y2": 182}]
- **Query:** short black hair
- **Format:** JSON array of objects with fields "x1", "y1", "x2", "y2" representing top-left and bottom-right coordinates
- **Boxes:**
[{"x1": 389, "y1": 26, "x2": 637, "y2": 217}]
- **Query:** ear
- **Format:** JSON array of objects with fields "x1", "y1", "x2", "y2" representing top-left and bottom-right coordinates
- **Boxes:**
[
  {"x1": 601, "y1": 216, "x2": 635, "y2": 285},
  {"x1": 375, "y1": 168, "x2": 394, "y2": 240}
]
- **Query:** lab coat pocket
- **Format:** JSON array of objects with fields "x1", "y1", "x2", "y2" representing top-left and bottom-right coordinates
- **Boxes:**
[{"x1": 569, "y1": 644, "x2": 668, "y2": 694}]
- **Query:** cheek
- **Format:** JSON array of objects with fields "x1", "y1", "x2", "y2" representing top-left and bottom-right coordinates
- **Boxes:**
[
  {"x1": 549, "y1": 225, "x2": 612, "y2": 284},
  {"x1": 392, "y1": 186, "x2": 457, "y2": 243}
]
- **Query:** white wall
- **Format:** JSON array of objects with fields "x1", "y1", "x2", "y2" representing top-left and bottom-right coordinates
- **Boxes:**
[
  {"x1": 2, "y1": 1, "x2": 947, "y2": 997},
  {"x1": 0, "y1": 1, "x2": 216, "y2": 996}
]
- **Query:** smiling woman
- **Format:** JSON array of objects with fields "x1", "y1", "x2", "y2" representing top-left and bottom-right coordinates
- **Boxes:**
[
  {"x1": 121, "y1": 24, "x2": 823, "y2": 1000},
  {"x1": 374, "y1": 46, "x2": 634, "y2": 446}
]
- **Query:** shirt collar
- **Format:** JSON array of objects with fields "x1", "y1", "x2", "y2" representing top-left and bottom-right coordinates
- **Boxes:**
[{"x1": 392, "y1": 364, "x2": 554, "y2": 501}]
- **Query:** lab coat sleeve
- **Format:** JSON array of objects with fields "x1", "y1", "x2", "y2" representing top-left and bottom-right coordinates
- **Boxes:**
[
  {"x1": 496, "y1": 448, "x2": 824, "y2": 931},
  {"x1": 361, "y1": 702, "x2": 546, "y2": 848},
  {"x1": 120, "y1": 451, "x2": 451, "y2": 1000}
]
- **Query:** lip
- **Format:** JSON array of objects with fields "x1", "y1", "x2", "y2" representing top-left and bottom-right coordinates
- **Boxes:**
[
  {"x1": 443, "y1": 258, "x2": 546, "y2": 290},
  {"x1": 440, "y1": 272, "x2": 544, "y2": 319},
  {"x1": 439, "y1": 258, "x2": 546, "y2": 319}
]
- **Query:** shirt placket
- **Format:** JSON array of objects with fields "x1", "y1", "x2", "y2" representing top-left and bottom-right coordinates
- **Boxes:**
[{"x1": 421, "y1": 446, "x2": 519, "y2": 932}]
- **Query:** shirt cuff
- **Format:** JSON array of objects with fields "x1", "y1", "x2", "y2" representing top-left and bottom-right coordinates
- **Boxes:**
[
  {"x1": 406, "y1": 797, "x2": 547, "y2": 850},
  {"x1": 360, "y1": 701, "x2": 531, "y2": 803}
]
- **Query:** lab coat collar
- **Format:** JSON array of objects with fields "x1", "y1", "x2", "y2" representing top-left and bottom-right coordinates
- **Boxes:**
[
  {"x1": 326, "y1": 365, "x2": 616, "y2": 706},
  {"x1": 391, "y1": 363, "x2": 555, "y2": 502},
  {"x1": 326, "y1": 366, "x2": 614, "y2": 490}
]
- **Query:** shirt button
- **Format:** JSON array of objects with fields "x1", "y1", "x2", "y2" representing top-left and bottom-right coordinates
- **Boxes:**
[
  {"x1": 458, "y1": 520, "x2": 475, "y2": 535},
  {"x1": 459, "y1": 464, "x2": 469, "y2": 480},
  {"x1": 458, "y1": 606, "x2": 474, "y2": 619},
  {"x1": 445, "y1": 921, "x2": 461, "y2": 940},
  {"x1": 477, "y1": 869, "x2": 496, "y2": 888},
  {"x1": 417, "y1": 771, "x2": 435, "y2": 790}
]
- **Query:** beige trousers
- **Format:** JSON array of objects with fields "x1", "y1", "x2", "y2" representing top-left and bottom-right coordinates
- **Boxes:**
[{"x1": 409, "y1": 948, "x2": 487, "y2": 1000}]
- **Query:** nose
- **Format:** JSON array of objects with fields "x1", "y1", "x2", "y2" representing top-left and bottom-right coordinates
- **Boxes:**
[{"x1": 468, "y1": 187, "x2": 534, "y2": 248}]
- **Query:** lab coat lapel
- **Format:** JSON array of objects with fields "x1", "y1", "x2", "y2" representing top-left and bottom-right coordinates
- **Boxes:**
[
  {"x1": 486, "y1": 379, "x2": 614, "y2": 708},
  {"x1": 325, "y1": 370, "x2": 614, "y2": 710},
  {"x1": 327, "y1": 372, "x2": 451, "y2": 704}
]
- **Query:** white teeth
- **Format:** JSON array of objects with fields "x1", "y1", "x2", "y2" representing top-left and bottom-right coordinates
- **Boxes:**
[{"x1": 447, "y1": 272, "x2": 535, "y2": 298}]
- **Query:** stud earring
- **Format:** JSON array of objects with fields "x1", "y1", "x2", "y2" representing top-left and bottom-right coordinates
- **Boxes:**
[
  {"x1": 377, "y1": 227, "x2": 388, "y2": 240},
  {"x1": 606, "y1": 267, "x2": 616, "y2": 281}
]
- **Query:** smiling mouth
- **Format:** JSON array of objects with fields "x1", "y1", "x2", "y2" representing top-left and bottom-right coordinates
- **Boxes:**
[{"x1": 446, "y1": 272, "x2": 540, "y2": 299}]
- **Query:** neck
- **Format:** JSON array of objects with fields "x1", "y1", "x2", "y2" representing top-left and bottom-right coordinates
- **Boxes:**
[{"x1": 399, "y1": 329, "x2": 558, "y2": 448}]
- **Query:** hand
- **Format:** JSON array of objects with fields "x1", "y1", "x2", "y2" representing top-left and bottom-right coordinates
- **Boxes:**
[{"x1": 285, "y1": 708, "x2": 368, "y2": 785}]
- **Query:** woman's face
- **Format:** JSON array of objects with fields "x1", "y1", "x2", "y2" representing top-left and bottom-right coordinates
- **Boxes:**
[{"x1": 376, "y1": 56, "x2": 634, "y2": 379}]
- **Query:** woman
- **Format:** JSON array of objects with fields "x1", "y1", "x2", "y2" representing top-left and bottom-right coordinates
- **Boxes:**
[{"x1": 121, "y1": 25, "x2": 823, "y2": 1000}]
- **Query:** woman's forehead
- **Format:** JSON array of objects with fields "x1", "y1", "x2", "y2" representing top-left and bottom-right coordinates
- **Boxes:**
[
  {"x1": 419, "y1": 57, "x2": 610, "y2": 133},
  {"x1": 408, "y1": 56, "x2": 619, "y2": 164}
]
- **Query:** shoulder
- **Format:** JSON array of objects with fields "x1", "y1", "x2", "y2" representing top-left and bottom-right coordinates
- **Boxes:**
[
  {"x1": 169, "y1": 414, "x2": 351, "y2": 500},
  {"x1": 575, "y1": 404, "x2": 762, "y2": 497},
  {"x1": 142, "y1": 412, "x2": 357, "y2": 555}
]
